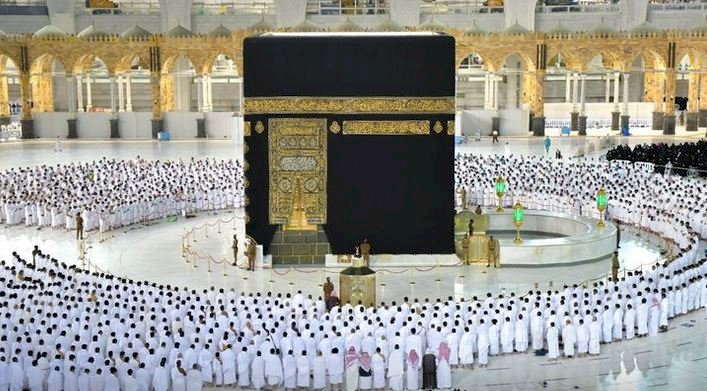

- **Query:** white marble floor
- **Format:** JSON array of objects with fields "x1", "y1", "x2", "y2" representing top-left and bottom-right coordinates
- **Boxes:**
[{"x1": 0, "y1": 138, "x2": 706, "y2": 390}]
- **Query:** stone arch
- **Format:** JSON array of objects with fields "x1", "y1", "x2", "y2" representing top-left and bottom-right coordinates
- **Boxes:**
[
  {"x1": 0, "y1": 55, "x2": 21, "y2": 118},
  {"x1": 30, "y1": 54, "x2": 67, "y2": 112},
  {"x1": 204, "y1": 52, "x2": 239, "y2": 77},
  {"x1": 161, "y1": 54, "x2": 197, "y2": 112},
  {"x1": 457, "y1": 52, "x2": 486, "y2": 74},
  {"x1": 499, "y1": 51, "x2": 535, "y2": 72},
  {"x1": 162, "y1": 53, "x2": 198, "y2": 75}
]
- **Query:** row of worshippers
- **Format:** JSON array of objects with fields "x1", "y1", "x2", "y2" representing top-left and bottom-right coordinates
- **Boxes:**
[
  {"x1": 0, "y1": 157, "x2": 243, "y2": 233},
  {"x1": 455, "y1": 154, "x2": 707, "y2": 240},
  {"x1": 0, "y1": 246, "x2": 705, "y2": 391},
  {"x1": 606, "y1": 140, "x2": 707, "y2": 177}
]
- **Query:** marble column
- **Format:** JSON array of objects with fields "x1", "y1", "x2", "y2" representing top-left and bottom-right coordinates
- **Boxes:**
[
  {"x1": 605, "y1": 73, "x2": 611, "y2": 103},
  {"x1": 484, "y1": 72, "x2": 491, "y2": 110},
  {"x1": 66, "y1": 74, "x2": 75, "y2": 113},
  {"x1": 85, "y1": 75, "x2": 93, "y2": 111},
  {"x1": 611, "y1": 72, "x2": 621, "y2": 131},
  {"x1": 125, "y1": 75, "x2": 133, "y2": 112},
  {"x1": 206, "y1": 75, "x2": 213, "y2": 112},
  {"x1": 620, "y1": 73, "x2": 630, "y2": 131},
  {"x1": 662, "y1": 69, "x2": 676, "y2": 135},
  {"x1": 76, "y1": 74, "x2": 83, "y2": 112},
  {"x1": 200, "y1": 75, "x2": 208, "y2": 112},
  {"x1": 685, "y1": 71, "x2": 699, "y2": 131},
  {"x1": 109, "y1": 76, "x2": 116, "y2": 114},
  {"x1": 117, "y1": 75, "x2": 125, "y2": 112},
  {"x1": 565, "y1": 73, "x2": 571, "y2": 103},
  {"x1": 570, "y1": 72, "x2": 579, "y2": 132},
  {"x1": 578, "y1": 74, "x2": 587, "y2": 136},
  {"x1": 492, "y1": 74, "x2": 500, "y2": 133}
]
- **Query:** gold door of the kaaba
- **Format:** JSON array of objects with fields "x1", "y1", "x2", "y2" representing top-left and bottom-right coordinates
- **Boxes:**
[{"x1": 268, "y1": 118, "x2": 328, "y2": 226}]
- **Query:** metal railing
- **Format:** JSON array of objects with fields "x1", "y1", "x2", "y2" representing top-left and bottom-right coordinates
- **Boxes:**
[
  {"x1": 75, "y1": 0, "x2": 160, "y2": 15},
  {"x1": 193, "y1": 1, "x2": 275, "y2": 15},
  {"x1": 306, "y1": 0, "x2": 388, "y2": 15},
  {"x1": 0, "y1": 0, "x2": 46, "y2": 5},
  {"x1": 648, "y1": 2, "x2": 707, "y2": 12},
  {"x1": 536, "y1": 3, "x2": 619, "y2": 13},
  {"x1": 420, "y1": 0, "x2": 503, "y2": 14}
]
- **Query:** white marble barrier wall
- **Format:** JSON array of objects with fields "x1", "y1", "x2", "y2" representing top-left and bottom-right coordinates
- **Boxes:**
[{"x1": 487, "y1": 211, "x2": 617, "y2": 267}]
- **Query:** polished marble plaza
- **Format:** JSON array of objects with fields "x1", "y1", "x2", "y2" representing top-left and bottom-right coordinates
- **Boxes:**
[{"x1": 0, "y1": 136, "x2": 705, "y2": 390}]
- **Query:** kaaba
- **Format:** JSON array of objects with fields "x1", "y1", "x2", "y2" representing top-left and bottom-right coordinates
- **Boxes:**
[{"x1": 243, "y1": 32, "x2": 456, "y2": 263}]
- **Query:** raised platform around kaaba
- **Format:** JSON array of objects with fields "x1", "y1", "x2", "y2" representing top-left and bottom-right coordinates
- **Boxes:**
[{"x1": 243, "y1": 32, "x2": 456, "y2": 259}]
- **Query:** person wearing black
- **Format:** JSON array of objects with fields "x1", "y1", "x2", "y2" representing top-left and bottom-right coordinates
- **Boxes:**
[{"x1": 422, "y1": 351, "x2": 437, "y2": 389}]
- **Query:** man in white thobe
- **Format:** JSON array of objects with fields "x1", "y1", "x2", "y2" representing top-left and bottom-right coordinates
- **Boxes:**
[
  {"x1": 561, "y1": 320, "x2": 576, "y2": 358},
  {"x1": 387, "y1": 345, "x2": 404, "y2": 391}
]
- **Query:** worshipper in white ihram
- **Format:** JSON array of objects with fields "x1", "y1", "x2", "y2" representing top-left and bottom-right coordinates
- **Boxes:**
[
  {"x1": 371, "y1": 348, "x2": 386, "y2": 390},
  {"x1": 237, "y1": 347, "x2": 250, "y2": 388},
  {"x1": 251, "y1": 351, "x2": 266, "y2": 391},
  {"x1": 312, "y1": 351, "x2": 327, "y2": 390},
  {"x1": 405, "y1": 349, "x2": 420, "y2": 391},
  {"x1": 547, "y1": 323, "x2": 559, "y2": 360},
  {"x1": 561, "y1": 320, "x2": 576, "y2": 358},
  {"x1": 283, "y1": 350, "x2": 297, "y2": 390},
  {"x1": 344, "y1": 346, "x2": 359, "y2": 391},
  {"x1": 328, "y1": 348, "x2": 344, "y2": 390},
  {"x1": 588, "y1": 317, "x2": 601, "y2": 355},
  {"x1": 186, "y1": 364, "x2": 203, "y2": 391},
  {"x1": 296, "y1": 350, "x2": 311, "y2": 389},
  {"x1": 387, "y1": 345, "x2": 405, "y2": 391},
  {"x1": 459, "y1": 327, "x2": 475, "y2": 368},
  {"x1": 358, "y1": 352, "x2": 373, "y2": 390},
  {"x1": 436, "y1": 342, "x2": 452, "y2": 390}
]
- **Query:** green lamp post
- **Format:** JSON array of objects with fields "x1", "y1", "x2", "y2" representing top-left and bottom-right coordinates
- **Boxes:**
[
  {"x1": 513, "y1": 202, "x2": 524, "y2": 244},
  {"x1": 596, "y1": 187, "x2": 607, "y2": 227},
  {"x1": 495, "y1": 176, "x2": 507, "y2": 212}
]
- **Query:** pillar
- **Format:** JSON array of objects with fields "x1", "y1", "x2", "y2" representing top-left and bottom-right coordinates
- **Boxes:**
[
  {"x1": 569, "y1": 72, "x2": 578, "y2": 131},
  {"x1": 76, "y1": 74, "x2": 83, "y2": 112},
  {"x1": 206, "y1": 75, "x2": 213, "y2": 112},
  {"x1": 151, "y1": 74, "x2": 162, "y2": 139},
  {"x1": 605, "y1": 73, "x2": 611, "y2": 103},
  {"x1": 662, "y1": 69, "x2": 676, "y2": 135},
  {"x1": 109, "y1": 76, "x2": 116, "y2": 114},
  {"x1": 571, "y1": 72, "x2": 579, "y2": 112},
  {"x1": 620, "y1": 72, "x2": 630, "y2": 131},
  {"x1": 66, "y1": 73, "x2": 75, "y2": 113},
  {"x1": 200, "y1": 75, "x2": 208, "y2": 112},
  {"x1": 484, "y1": 72, "x2": 491, "y2": 110},
  {"x1": 493, "y1": 74, "x2": 499, "y2": 111},
  {"x1": 699, "y1": 71, "x2": 707, "y2": 127},
  {"x1": 118, "y1": 75, "x2": 125, "y2": 112},
  {"x1": 685, "y1": 70, "x2": 699, "y2": 131},
  {"x1": 578, "y1": 74, "x2": 587, "y2": 136},
  {"x1": 647, "y1": 71, "x2": 664, "y2": 131},
  {"x1": 20, "y1": 74, "x2": 34, "y2": 139},
  {"x1": 492, "y1": 74, "x2": 500, "y2": 134},
  {"x1": 85, "y1": 74, "x2": 93, "y2": 111},
  {"x1": 565, "y1": 73, "x2": 571, "y2": 103},
  {"x1": 125, "y1": 75, "x2": 133, "y2": 112},
  {"x1": 529, "y1": 71, "x2": 545, "y2": 136},
  {"x1": 0, "y1": 73, "x2": 9, "y2": 120}
]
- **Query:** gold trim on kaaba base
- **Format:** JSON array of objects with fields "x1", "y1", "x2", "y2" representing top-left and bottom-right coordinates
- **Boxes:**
[
  {"x1": 447, "y1": 120, "x2": 455, "y2": 136},
  {"x1": 342, "y1": 120, "x2": 430, "y2": 135},
  {"x1": 244, "y1": 97, "x2": 456, "y2": 114}
]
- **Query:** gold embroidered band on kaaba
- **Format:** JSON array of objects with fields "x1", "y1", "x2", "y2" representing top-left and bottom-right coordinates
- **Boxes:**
[
  {"x1": 342, "y1": 120, "x2": 430, "y2": 135},
  {"x1": 244, "y1": 97, "x2": 455, "y2": 114}
]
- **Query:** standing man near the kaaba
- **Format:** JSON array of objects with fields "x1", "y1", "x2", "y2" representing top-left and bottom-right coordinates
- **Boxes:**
[
  {"x1": 245, "y1": 239, "x2": 255, "y2": 271},
  {"x1": 360, "y1": 239, "x2": 371, "y2": 267},
  {"x1": 487, "y1": 235, "x2": 499, "y2": 268},
  {"x1": 231, "y1": 234, "x2": 238, "y2": 266}
]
